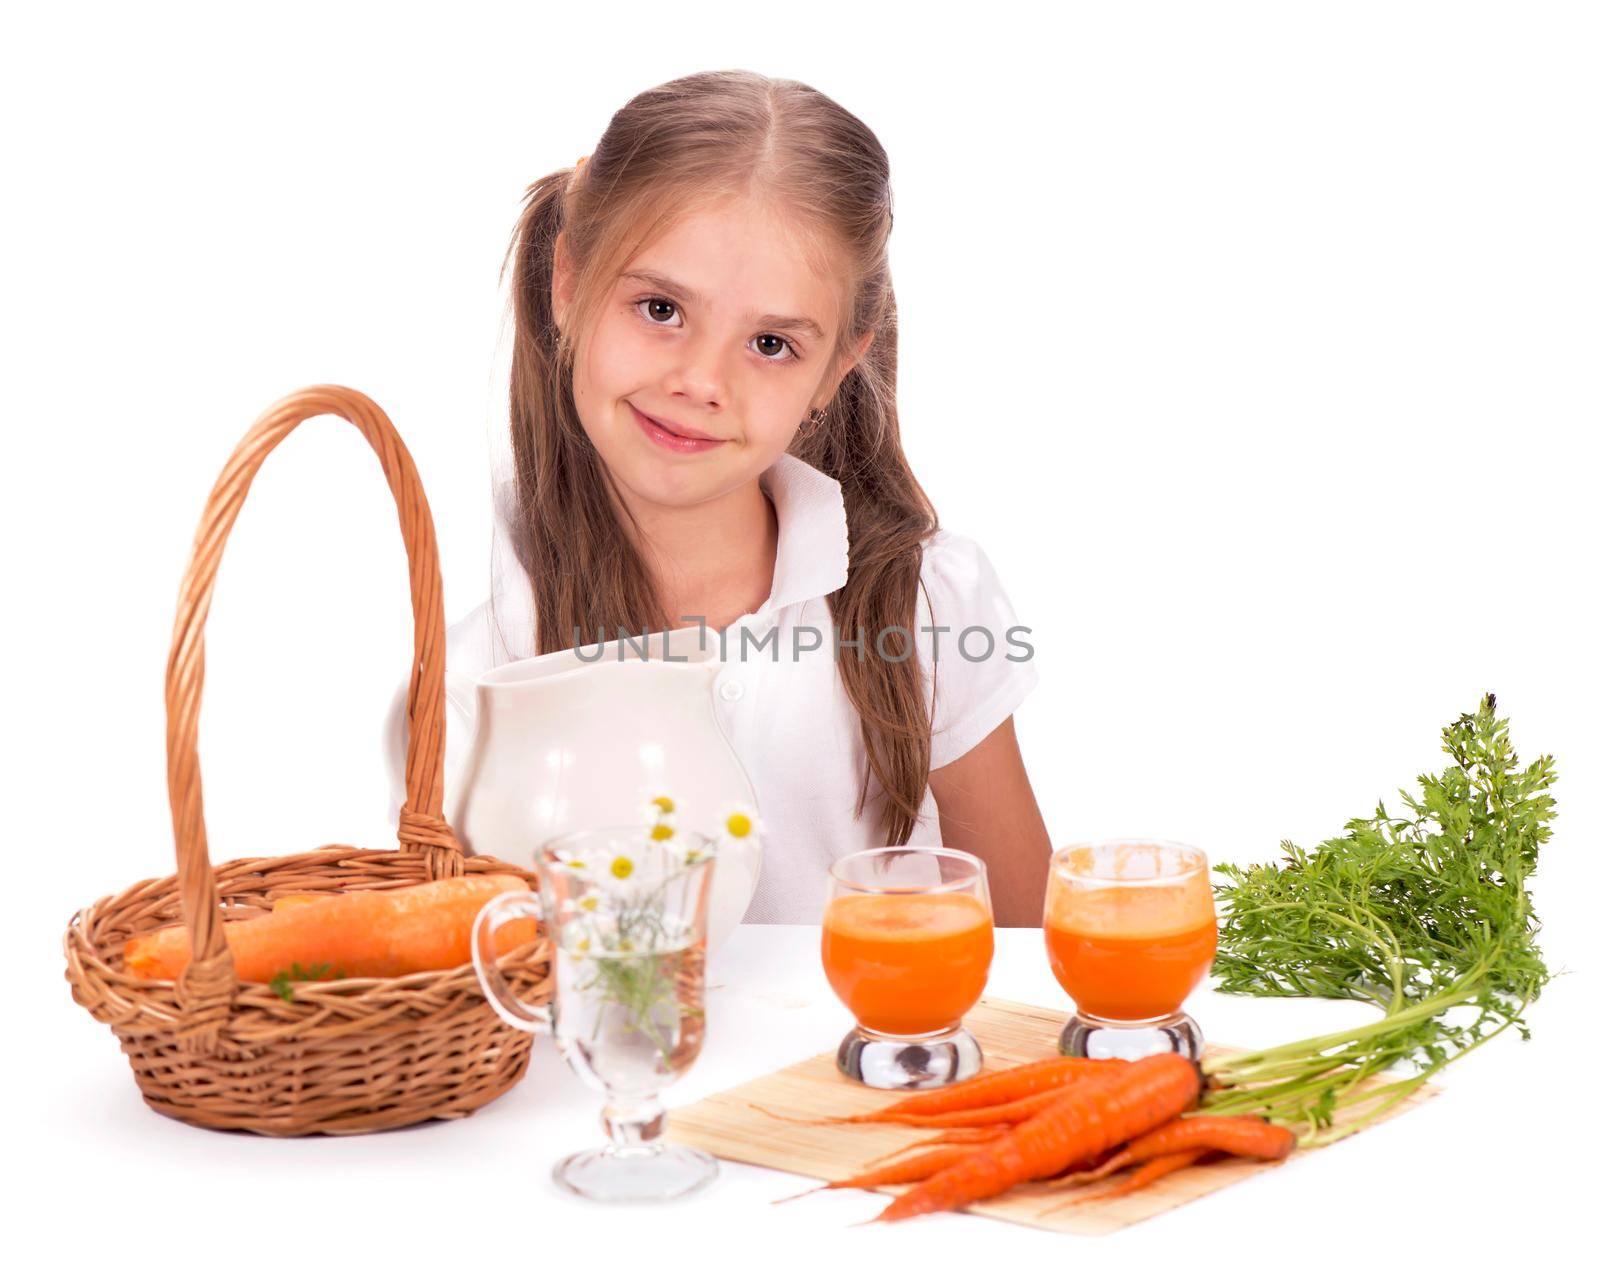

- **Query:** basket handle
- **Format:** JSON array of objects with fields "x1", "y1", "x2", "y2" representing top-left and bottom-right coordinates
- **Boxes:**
[{"x1": 165, "y1": 385, "x2": 463, "y2": 1052}]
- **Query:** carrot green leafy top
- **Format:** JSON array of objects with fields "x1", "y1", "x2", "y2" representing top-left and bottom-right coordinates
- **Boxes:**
[{"x1": 1205, "y1": 694, "x2": 1556, "y2": 1143}]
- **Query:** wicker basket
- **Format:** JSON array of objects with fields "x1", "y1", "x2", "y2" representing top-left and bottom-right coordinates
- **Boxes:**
[{"x1": 63, "y1": 385, "x2": 552, "y2": 1136}]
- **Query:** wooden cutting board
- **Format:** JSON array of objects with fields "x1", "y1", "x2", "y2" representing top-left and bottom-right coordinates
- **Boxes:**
[{"x1": 666, "y1": 996, "x2": 1437, "y2": 1234}]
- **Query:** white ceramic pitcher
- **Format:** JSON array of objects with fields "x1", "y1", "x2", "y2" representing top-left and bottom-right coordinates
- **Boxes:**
[{"x1": 446, "y1": 625, "x2": 761, "y2": 950}]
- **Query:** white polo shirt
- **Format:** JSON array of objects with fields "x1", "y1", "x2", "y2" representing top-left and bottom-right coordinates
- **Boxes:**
[{"x1": 382, "y1": 452, "x2": 1039, "y2": 923}]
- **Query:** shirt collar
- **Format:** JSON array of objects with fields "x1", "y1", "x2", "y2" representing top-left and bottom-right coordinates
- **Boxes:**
[
  {"x1": 487, "y1": 451, "x2": 850, "y2": 636},
  {"x1": 757, "y1": 451, "x2": 851, "y2": 613}
]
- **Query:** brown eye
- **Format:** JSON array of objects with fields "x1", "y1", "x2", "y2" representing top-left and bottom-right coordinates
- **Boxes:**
[
  {"x1": 638, "y1": 297, "x2": 679, "y2": 324},
  {"x1": 753, "y1": 334, "x2": 792, "y2": 361}
]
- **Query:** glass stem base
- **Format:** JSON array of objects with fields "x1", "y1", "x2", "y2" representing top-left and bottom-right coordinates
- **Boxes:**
[
  {"x1": 1058, "y1": 1009, "x2": 1204, "y2": 1062},
  {"x1": 551, "y1": 1096, "x2": 718, "y2": 1204},
  {"x1": 836, "y1": 1023, "x2": 983, "y2": 1089}
]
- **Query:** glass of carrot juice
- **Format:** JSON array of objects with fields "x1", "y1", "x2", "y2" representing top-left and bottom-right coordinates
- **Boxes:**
[
  {"x1": 1044, "y1": 839, "x2": 1216, "y2": 1061},
  {"x1": 821, "y1": 847, "x2": 994, "y2": 1089}
]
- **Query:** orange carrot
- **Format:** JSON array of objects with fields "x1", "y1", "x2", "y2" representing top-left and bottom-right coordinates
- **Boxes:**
[
  {"x1": 774, "y1": 1134, "x2": 1010, "y2": 1204},
  {"x1": 764, "y1": 1070, "x2": 1131, "y2": 1133},
  {"x1": 123, "y1": 874, "x2": 537, "y2": 982},
  {"x1": 752, "y1": 1086, "x2": 1075, "y2": 1132},
  {"x1": 873, "y1": 1052, "x2": 1202, "y2": 1223},
  {"x1": 1040, "y1": 1114, "x2": 1295, "y2": 1188},
  {"x1": 841, "y1": 1056, "x2": 1130, "y2": 1121},
  {"x1": 1067, "y1": 1148, "x2": 1207, "y2": 1204},
  {"x1": 865, "y1": 1086, "x2": 1078, "y2": 1128},
  {"x1": 865, "y1": 1127, "x2": 1009, "y2": 1165}
]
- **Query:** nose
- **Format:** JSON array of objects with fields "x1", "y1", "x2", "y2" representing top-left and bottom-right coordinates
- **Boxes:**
[{"x1": 662, "y1": 328, "x2": 728, "y2": 412}]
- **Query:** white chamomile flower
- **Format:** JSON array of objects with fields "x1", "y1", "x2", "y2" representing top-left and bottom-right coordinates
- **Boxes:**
[
  {"x1": 678, "y1": 835, "x2": 713, "y2": 865},
  {"x1": 605, "y1": 853, "x2": 637, "y2": 884},
  {"x1": 577, "y1": 892, "x2": 601, "y2": 913},
  {"x1": 648, "y1": 834, "x2": 695, "y2": 867},
  {"x1": 713, "y1": 800, "x2": 764, "y2": 856},
  {"x1": 638, "y1": 788, "x2": 681, "y2": 843},
  {"x1": 549, "y1": 846, "x2": 589, "y2": 872}
]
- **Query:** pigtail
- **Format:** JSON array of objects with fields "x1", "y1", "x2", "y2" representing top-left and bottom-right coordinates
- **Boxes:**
[
  {"x1": 796, "y1": 284, "x2": 941, "y2": 845},
  {"x1": 500, "y1": 166, "x2": 671, "y2": 654}
]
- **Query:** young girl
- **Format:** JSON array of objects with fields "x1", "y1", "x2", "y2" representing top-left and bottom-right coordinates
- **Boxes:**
[{"x1": 386, "y1": 70, "x2": 1051, "y2": 925}]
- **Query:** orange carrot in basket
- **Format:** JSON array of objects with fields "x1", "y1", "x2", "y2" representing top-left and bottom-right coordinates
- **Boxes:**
[
  {"x1": 1040, "y1": 1114, "x2": 1295, "y2": 1188},
  {"x1": 123, "y1": 874, "x2": 538, "y2": 983},
  {"x1": 873, "y1": 1052, "x2": 1202, "y2": 1224}
]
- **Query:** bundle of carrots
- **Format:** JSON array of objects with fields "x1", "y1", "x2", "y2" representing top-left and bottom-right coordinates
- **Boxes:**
[
  {"x1": 767, "y1": 1054, "x2": 1294, "y2": 1223},
  {"x1": 123, "y1": 874, "x2": 541, "y2": 985}
]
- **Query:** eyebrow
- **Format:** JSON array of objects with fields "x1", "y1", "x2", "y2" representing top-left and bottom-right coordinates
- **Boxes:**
[{"x1": 621, "y1": 269, "x2": 827, "y2": 341}]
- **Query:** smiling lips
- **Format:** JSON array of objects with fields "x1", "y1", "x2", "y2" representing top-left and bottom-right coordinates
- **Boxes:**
[{"x1": 630, "y1": 402, "x2": 728, "y2": 454}]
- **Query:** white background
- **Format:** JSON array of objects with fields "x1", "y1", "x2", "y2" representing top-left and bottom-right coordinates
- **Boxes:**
[{"x1": 4, "y1": 2, "x2": 1595, "y2": 1273}]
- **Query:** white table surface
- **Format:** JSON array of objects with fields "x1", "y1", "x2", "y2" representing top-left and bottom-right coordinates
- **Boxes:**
[{"x1": 27, "y1": 925, "x2": 1585, "y2": 1276}]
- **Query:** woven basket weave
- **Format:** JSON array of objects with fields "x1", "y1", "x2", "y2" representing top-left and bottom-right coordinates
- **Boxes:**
[{"x1": 63, "y1": 385, "x2": 552, "y2": 1135}]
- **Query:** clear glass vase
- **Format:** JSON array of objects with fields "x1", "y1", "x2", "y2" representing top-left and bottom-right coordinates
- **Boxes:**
[{"x1": 472, "y1": 827, "x2": 719, "y2": 1202}]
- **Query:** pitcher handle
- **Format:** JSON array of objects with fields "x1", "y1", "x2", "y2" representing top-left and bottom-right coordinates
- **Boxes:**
[{"x1": 472, "y1": 891, "x2": 553, "y2": 1033}]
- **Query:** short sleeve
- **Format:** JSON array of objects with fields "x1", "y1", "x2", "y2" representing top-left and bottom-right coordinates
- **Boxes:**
[{"x1": 915, "y1": 530, "x2": 1040, "y2": 771}]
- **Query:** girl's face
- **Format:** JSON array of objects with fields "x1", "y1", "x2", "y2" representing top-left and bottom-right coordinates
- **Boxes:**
[{"x1": 554, "y1": 197, "x2": 871, "y2": 514}]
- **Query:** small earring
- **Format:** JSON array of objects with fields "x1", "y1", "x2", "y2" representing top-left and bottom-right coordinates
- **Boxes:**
[{"x1": 807, "y1": 407, "x2": 828, "y2": 430}]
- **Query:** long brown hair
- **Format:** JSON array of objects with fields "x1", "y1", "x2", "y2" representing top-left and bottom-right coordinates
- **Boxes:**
[{"x1": 499, "y1": 69, "x2": 940, "y2": 844}]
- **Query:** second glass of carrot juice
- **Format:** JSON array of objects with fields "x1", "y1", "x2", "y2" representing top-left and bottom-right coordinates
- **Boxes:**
[
  {"x1": 1044, "y1": 839, "x2": 1216, "y2": 1062},
  {"x1": 821, "y1": 847, "x2": 994, "y2": 1089}
]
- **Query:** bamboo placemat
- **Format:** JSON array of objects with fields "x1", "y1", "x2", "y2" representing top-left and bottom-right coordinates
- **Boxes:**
[{"x1": 666, "y1": 996, "x2": 1437, "y2": 1234}]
